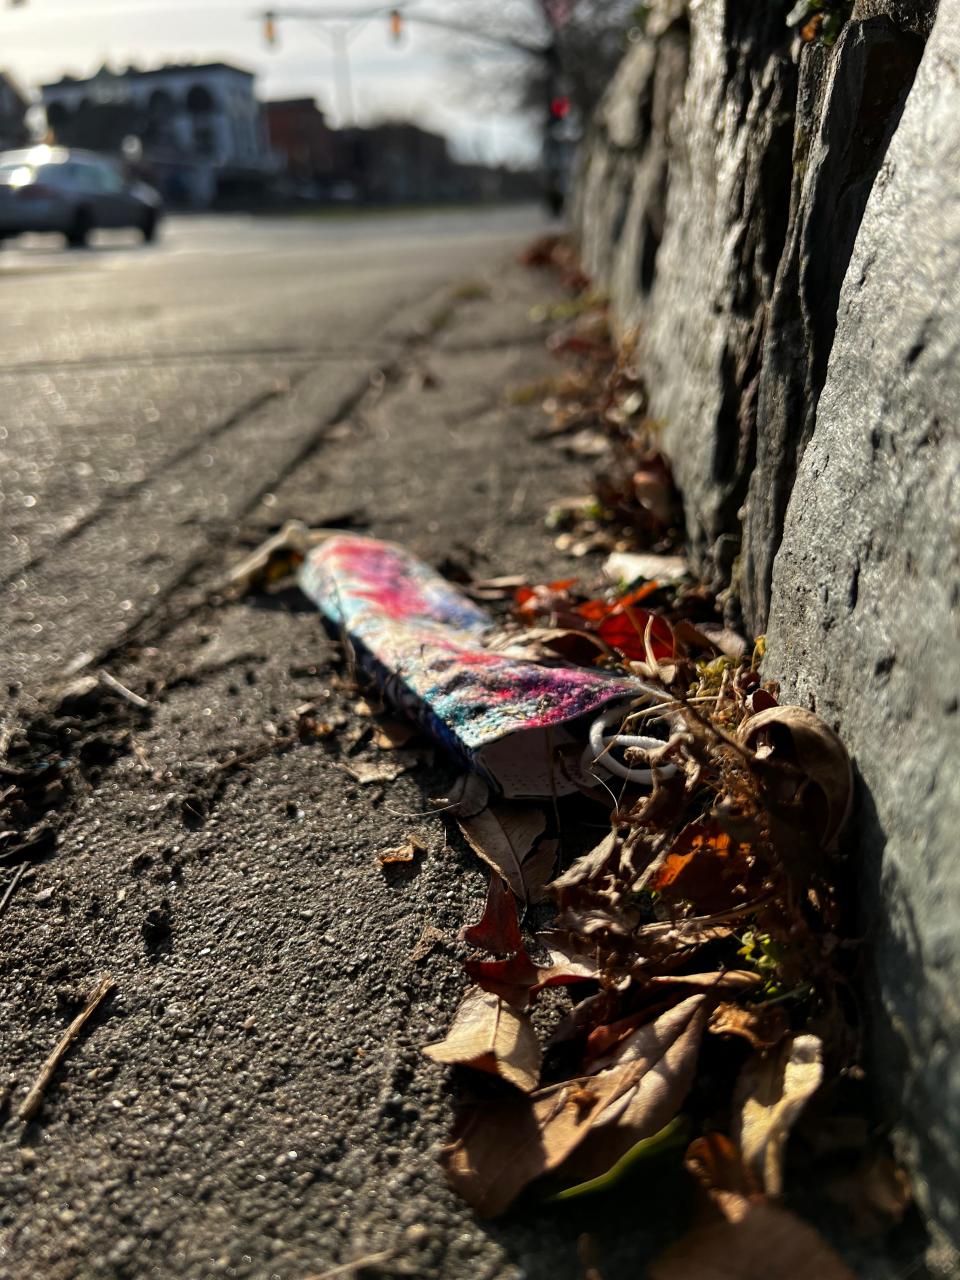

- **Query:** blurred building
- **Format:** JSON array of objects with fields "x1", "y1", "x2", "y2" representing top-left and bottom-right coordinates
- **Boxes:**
[
  {"x1": 337, "y1": 122, "x2": 455, "y2": 203},
  {"x1": 264, "y1": 98, "x2": 337, "y2": 197},
  {"x1": 0, "y1": 71, "x2": 30, "y2": 150},
  {"x1": 335, "y1": 123, "x2": 539, "y2": 204},
  {"x1": 40, "y1": 63, "x2": 275, "y2": 206}
]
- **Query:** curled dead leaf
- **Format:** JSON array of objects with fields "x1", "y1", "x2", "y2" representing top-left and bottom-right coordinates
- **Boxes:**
[
  {"x1": 659, "y1": 1134, "x2": 855, "y2": 1277},
  {"x1": 457, "y1": 804, "x2": 547, "y2": 903},
  {"x1": 531, "y1": 932, "x2": 601, "y2": 993},
  {"x1": 684, "y1": 1132, "x2": 761, "y2": 1216},
  {"x1": 460, "y1": 874, "x2": 524, "y2": 956},
  {"x1": 548, "y1": 827, "x2": 620, "y2": 901},
  {"x1": 585, "y1": 995, "x2": 708, "y2": 1073},
  {"x1": 737, "y1": 706, "x2": 852, "y2": 850},
  {"x1": 464, "y1": 949, "x2": 539, "y2": 1007},
  {"x1": 440, "y1": 995, "x2": 709, "y2": 1216},
  {"x1": 734, "y1": 1034, "x2": 823, "y2": 1196},
  {"x1": 648, "y1": 1201, "x2": 856, "y2": 1280},
  {"x1": 825, "y1": 1151, "x2": 913, "y2": 1237},
  {"x1": 707, "y1": 1002, "x2": 790, "y2": 1051},
  {"x1": 647, "y1": 971, "x2": 762, "y2": 996},
  {"x1": 424, "y1": 986, "x2": 541, "y2": 1093}
]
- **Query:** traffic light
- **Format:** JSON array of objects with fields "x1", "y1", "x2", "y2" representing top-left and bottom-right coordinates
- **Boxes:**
[
  {"x1": 263, "y1": 11, "x2": 277, "y2": 46},
  {"x1": 389, "y1": 8, "x2": 403, "y2": 42},
  {"x1": 549, "y1": 95, "x2": 571, "y2": 120}
]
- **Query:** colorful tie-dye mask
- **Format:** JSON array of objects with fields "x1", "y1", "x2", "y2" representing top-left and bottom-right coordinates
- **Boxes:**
[{"x1": 299, "y1": 535, "x2": 661, "y2": 797}]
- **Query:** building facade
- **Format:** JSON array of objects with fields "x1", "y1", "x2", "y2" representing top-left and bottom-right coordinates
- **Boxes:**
[
  {"x1": 264, "y1": 98, "x2": 336, "y2": 196},
  {"x1": 41, "y1": 63, "x2": 275, "y2": 206},
  {"x1": 0, "y1": 71, "x2": 30, "y2": 151}
]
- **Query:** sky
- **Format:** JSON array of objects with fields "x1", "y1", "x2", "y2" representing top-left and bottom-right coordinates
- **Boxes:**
[{"x1": 1, "y1": 0, "x2": 542, "y2": 165}]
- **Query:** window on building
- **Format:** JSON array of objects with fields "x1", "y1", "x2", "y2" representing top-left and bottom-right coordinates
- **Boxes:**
[
  {"x1": 148, "y1": 89, "x2": 176, "y2": 118},
  {"x1": 186, "y1": 85, "x2": 216, "y2": 115},
  {"x1": 194, "y1": 124, "x2": 215, "y2": 156}
]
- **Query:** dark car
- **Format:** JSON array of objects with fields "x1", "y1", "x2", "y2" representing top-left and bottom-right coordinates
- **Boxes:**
[{"x1": 0, "y1": 145, "x2": 162, "y2": 248}]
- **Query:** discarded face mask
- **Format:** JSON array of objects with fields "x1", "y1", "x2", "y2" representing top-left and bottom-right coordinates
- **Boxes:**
[{"x1": 298, "y1": 534, "x2": 677, "y2": 798}]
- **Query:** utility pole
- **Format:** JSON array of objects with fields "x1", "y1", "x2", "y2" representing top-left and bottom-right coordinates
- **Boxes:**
[{"x1": 262, "y1": 7, "x2": 370, "y2": 126}]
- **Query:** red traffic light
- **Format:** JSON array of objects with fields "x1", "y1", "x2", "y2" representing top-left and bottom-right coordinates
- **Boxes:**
[{"x1": 550, "y1": 95, "x2": 571, "y2": 120}]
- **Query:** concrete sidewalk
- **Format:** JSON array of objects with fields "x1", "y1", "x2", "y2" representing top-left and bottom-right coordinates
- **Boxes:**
[{"x1": 0, "y1": 259, "x2": 682, "y2": 1280}]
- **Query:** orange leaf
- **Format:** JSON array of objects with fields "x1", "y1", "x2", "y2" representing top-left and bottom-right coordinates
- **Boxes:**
[{"x1": 649, "y1": 818, "x2": 756, "y2": 913}]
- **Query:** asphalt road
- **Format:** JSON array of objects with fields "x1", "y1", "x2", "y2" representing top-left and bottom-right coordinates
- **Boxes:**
[
  {"x1": 0, "y1": 213, "x2": 706, "y2": 1280},
  {"x1": 0, "y1": 207, "x2": 544, "y2": 700},
  {"x1": 0, "y1": 206, "x2": 918, "y2": 1280}
]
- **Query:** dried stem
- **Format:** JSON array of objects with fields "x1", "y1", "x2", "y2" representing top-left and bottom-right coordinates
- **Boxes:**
[{"x1": 18, "y1": 975, "x2": 115, "y2": 1122}]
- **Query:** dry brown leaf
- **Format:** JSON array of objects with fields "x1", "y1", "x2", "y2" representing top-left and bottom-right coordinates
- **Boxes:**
[
  {"x1": 523, "y1": 838, "x2": 558, "y2": 904},
  {"x1": 548, "y1": 827, "x2": 620, "y2": 900},
  {"x1": 734, "y1": 1034, "x2": 823, "y2": 1196},
  {"x1": 647, "y1": 817, "x2": 755, "y2": 913},
  {"x1": 423, "y1": 986, "x2": 541, "y2": 1093},
  {"x1": 696, "y1": 624, "x2": 749, "y2": 660},
  {"x1": 647, "y1": 971, "x2": 762, "y2": 995},
  {"x1": 461, "y1": 874, "x2": 524, "y2": 956},
  {"x1": 464, "y1": 949, "x2": 539, "y2": 1007},
  {"x1": 585, "y1": 995, "x2": 707, "y2": 1073},
  {"x1": 825, "y1": 1151, "x2": 913, "y2": 1237},
  {"x1": 457, "y1": 804, "x2": 547, "y2": 902},
  {"x1": 633, "y1": 917, "x2": 736, "y2": 954},
  {"x1": 440, "y1": 995, "x2": 708, "y2": 1216},
  {"x1": 737, "y1": 705, "x2": 853, "y2": 850},
  {"x1": 648, "y1": 1201, "x2": 856, "y2": 1280},
  {"x1": 494, "y1": 627, "x2": 610, "y2": 668},
  {"x1": 532, "y1": 932, "x2": 601, "y2": 992},
  {"x1": 708, "y1": 1002, "x2": 789, "y2": 1051},
  {"x1": 410, "y1": 924, "x2": 446, "y2": 962},
  {"x1": 377, "y1": 838, "x2": 426, "y2": 866},
  {"x1": 342, "y1": 751, "x2": 421, "y2": 785},
  {"x1": 684, "y1": 1132, "x2": 762, "y2": 1215}
]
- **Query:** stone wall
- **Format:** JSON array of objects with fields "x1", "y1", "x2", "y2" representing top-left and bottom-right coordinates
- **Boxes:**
[{"x1": 574, "y1": 0, "x2": 959, "y2": 1265}]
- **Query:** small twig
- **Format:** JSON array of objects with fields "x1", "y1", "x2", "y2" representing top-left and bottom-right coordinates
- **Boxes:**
[
  {"x1": 0, "y1": 862, "x2": 28, "y2": 922},
  {"x1": 18, "y1": 975, "x2": 115, "y2": 1122},
  {"x1": 99, "y1": 669, "x2": 150, "y2": 710},
  {"x1": 208, "y1": 732, "x2": 298, "y2": 778},
  {"x1": 304, "y1": 1249, "x2": 395, "y2": 1280}
]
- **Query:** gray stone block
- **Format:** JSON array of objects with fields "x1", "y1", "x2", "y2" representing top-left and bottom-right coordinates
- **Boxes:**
[
  {"x1": 766, "y1": 0, "x2": 960, "y2": 1259},
  {"x1": 740, "y1": 17, "x2": 925, "y2": 633}
]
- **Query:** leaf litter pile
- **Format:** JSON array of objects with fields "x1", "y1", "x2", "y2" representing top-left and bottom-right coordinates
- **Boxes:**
[
  {"x1": 199, "y1": 235, "x2": 918, "y2": 1275},
  {"x1": 409, "y1": 235, "x2": 915, "y2": 1275}
]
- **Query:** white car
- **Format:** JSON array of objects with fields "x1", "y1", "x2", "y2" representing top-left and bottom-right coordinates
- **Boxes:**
[{"x1": 0, "y1": 145, "x2": 163, "y2": 248}]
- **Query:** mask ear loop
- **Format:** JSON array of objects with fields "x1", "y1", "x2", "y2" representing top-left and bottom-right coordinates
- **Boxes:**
[{"x1": 583, "y1": 702, "x2": 678, "y2": 786}]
